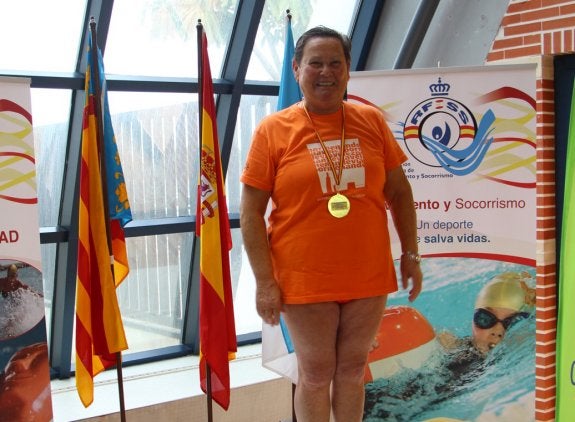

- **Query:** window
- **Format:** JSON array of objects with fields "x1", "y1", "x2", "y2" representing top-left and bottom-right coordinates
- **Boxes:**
[{"x1": 1, "y1": 0, "x2": 364, "y2": 377}]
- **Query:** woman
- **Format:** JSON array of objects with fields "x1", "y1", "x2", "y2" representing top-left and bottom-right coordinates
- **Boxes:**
[{"x1": 240, "y1": 26, "x2": 422, "y2": 422}]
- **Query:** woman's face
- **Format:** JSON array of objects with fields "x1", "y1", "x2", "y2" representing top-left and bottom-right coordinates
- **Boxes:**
[
  {"x1": 471, "y1": 307, "x2": 521, "y2": 355},
  {"x1": 293, "y1": 36, "x2": 350, "y2": 114}
]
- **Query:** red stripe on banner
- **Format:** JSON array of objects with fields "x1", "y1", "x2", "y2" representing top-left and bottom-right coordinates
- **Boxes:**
[
  {"x1": 0, "y1": 98, "x2": 33, "y2": 122},
  {"x1": 0, "y1": 151, "x2": 35, "y2": 162},
  {"x1": 473, "y1": 86, "x2": 536, "y2": 109},
  {"x1": 492, "y1": 136, "x2": 536, "y2": 148},
  {"x1": 0, "y1": 195, "x2": 37, "y2": 204},
  {"x1": 346, "y1": 93, "x2": 394, "y2": 121},
  {"x1": 0, "y1": 151, "x2": 38, "y2": 203},
  {"x1": 480, "y1": 175, "x2": 536, "y2": 189},
  {"x1": 421, "y1": 252, "x2": 536, "y2": 267}
]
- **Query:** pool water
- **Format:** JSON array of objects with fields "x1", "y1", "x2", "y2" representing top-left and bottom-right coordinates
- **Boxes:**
[{"x1": 364, "y1": 257, "x2": 536, "y2": 422}]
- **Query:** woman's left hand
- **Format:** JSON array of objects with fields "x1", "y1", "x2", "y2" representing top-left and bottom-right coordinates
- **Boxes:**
[{"x1": 400, "y1": 257, "x2": 423, "y2": 302}]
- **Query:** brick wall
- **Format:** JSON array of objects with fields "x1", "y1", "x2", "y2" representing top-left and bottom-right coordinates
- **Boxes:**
[
  {"x1": 489, "y1": 0, "x2": 575, "y2": 61},
  {"x1": 487, "y1": 1, "x2": 575, "y2": 421}
]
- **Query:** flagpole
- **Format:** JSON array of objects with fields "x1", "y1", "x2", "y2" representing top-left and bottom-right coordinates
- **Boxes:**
[
  {"x1": 289, "y1": 12, "x2": 298, "y2": 422},
  {"x1": 89, "y1": 17, "x2": 127, "y2": 422},
  {"x1": 286, "y1": 9, "x2": 297, "y2": 419},
  {"x1": 196, "y1": 18, "x2": 215, "y2": 422},
  {"x1": 277, "y1": 9, "x2": 299, "y2": 422}
]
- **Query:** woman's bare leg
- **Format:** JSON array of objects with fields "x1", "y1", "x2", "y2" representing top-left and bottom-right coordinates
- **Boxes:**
[
  {"x1": 283, "y1": 302, "x2": 340, "y2": 422},
  {"x1": 331, "y1": 296, "x2": 386, "y2": 422}
]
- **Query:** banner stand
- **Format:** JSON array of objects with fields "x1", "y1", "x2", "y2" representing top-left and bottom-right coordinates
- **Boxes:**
[{"x1": 0, "y1": 76, "x2": 54, "y2": 421}]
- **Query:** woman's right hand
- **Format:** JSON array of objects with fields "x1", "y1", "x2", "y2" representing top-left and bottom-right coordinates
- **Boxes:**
[{"x1": 256, "y1": 278, "x2": 283, "y2": 326}]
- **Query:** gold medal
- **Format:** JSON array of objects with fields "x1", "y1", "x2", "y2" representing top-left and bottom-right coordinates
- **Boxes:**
[
  {"x1": 328, "y1": 193, "x2": 350, "y2": 218},
  {"x1": 302, "y1": 103, "x2": 350, "y2": 219}
]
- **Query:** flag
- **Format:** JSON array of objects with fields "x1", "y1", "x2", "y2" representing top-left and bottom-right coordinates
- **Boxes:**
[
  {"x1": 196, "y1": 29, "x2": 237, "y2": 411},
  {"x1": 556, "y1": 78, "x2": 575, "y2": 421},
  {"x1": 277, "y1": 15, "x2": 301, "y2": 111},
  {"x1": 75, "y1": 31, "x2": 132, "y2": 408},
  {"x1": 261, "y1": 13, "x2": 300, "y2": 385}
]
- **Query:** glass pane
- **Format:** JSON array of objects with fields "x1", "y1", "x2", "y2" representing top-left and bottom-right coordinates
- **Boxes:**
[
  {"x1": 226, "y1": 95, "x2": 276, "y2": 213},
  {"x1": 105, "y1": 0, "x2": 239, "y2": 78},
  {"x1": 31, "y1": 89, "x2": 71, "y2": 227},
  {"x1": 118, "y1": 233, "x2": 193, "y2": 353},
  {"x1": 40, "y1": 244, "x2": 56, "y2": 342},
  {"x1": 227, "y1": 96, "x2": 278, "y2": 335},
  {"x1": 108, "y1": 91, "x2": 200, "y2": 219},
  {"x1": 230, "y1": 228, "x2": 260, "y2": 335},
  {"x1": 0, "y1": 1, "x2": 86, "y2": 72},
  {"x1": 69, "y1": 233, "x2": 192, "y2": 359},
  {"x1": 246, "y1": 0, "x2": 360, "y2": 81}
]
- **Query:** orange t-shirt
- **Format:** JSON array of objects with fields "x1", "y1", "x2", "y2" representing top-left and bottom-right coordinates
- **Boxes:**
[{"x1": 241, "y1": 101, "x2": 407, "y2": 304}]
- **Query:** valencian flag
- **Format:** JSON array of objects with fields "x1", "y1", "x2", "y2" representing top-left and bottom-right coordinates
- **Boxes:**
[
  {"x1": 196, "y1": 28, "x2": 237, "y2": 410},
  {"x1": 75, "y1": 30, "x2": 132, "y2": 407},
  {"x1": 261, "y1": 12, "x2": 300, "y2": 385},
  {"x1": 556, "y1": 79, "x2": 575, "y2": 421}
]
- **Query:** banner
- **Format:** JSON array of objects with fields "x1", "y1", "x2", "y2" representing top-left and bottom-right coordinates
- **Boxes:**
[
  {"x1": 0, "y1": 76, "x2": 54, "y2": 421},
  {"x1": 556, "y1": 77, "x2": 575, "y2": 422},
  {"x1": 348, "y1": 64, "x2": 537, "y2": 421}
]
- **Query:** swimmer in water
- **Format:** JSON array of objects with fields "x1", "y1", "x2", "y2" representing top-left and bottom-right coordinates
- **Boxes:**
[
  {"x1": 365, "y1": 272, "x2": 535, "y2": 421},
  {"x1": 0, "y1": 264, "x2": 41, "y2": 298},
  {"x1": 0, "y1": 264, "x2": 44, "y2": 339},
  {"x1": 439, "y1": 271, "x2": 535, "y2": 357}
]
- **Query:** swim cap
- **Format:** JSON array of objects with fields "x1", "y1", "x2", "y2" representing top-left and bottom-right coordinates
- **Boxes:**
[
  {"x1": 7, "y1": 264, "x2": 18, "y2": 277},
  {"x1": 475, "y1": 271, "x2": 535, "y2": 312}
]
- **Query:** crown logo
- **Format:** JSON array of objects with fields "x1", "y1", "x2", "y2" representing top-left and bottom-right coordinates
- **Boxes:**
[{"x1": 429, "y1": 77, "x2": 450, "y2": 96}]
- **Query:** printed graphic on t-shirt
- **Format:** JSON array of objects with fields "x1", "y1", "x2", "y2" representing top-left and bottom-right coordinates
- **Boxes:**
[{"x1": 307, "y1": 138, "x2": 365, "y2": 194}]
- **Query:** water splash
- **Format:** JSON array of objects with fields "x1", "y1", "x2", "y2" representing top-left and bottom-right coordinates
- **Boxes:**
[{"x1": 0, "y1": 289, "x2": 45, "y2": 339}]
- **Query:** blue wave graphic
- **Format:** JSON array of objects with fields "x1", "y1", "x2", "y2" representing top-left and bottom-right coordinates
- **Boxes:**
[{"x1": 423, "y1": 109, "x2": 496, "y2": 176}]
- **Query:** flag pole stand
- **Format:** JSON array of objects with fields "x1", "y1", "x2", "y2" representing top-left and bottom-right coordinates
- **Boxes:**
[
  {"x1": 292, "y1": 383, "x2": 297, "y2": 422},
  {"x1": 116, "y1": 352, "x2": 127, "y2": 422},
  {"x1": 89, "y1": 17, "x2": 127, "y2": 421},
  {"x1": 206, "y1": 362, "x2": 214, "y2": 422}
]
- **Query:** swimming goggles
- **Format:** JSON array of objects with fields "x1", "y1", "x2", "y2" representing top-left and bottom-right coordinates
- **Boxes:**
[{"x1": 473, "y1": 308, "x2": 530, "y2": 330}]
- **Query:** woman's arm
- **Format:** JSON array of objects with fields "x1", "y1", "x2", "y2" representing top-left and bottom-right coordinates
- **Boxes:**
[
  {"x1": 384, "y1": 166, "x2": 423, "y2": 302},
  {"x1": 239, "y1": 184, "x2": 282, "y2": 325}
]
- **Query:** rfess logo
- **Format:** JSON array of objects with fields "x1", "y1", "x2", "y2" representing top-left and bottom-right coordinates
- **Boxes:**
[{"x1": 403, "y1": 78, "x2": 495, "y2": 176}]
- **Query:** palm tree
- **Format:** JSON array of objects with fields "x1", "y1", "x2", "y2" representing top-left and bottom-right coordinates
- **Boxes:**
[{"x1": 140, "y1": 0, "x2": 314, "y2": 80}]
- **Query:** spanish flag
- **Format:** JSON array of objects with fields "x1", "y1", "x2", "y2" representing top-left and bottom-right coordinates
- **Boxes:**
[
  {"x1": 75, "y1": 29, "x2": 132, "y2": 408},
  {"x1": 196, "y1": 28, "x2": 237, "y2": 410}
]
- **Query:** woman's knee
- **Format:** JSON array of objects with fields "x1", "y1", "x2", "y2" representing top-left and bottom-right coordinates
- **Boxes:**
[
  {"x1": 334, "y1": 357, "x2": 369, "y2": 384},
  {"x1": 299, "y1": 360, "x2": 336, "y2": 389}
]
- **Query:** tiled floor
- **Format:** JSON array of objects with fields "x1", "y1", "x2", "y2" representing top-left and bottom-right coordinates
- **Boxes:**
[{"x1": 50, "y1": 344, "x2": 277, "y2": 421}]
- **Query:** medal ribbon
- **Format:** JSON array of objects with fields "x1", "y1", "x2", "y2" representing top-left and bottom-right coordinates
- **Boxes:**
[{"x1": 302, "y1": 103, "x2": 346, "y2": 188}]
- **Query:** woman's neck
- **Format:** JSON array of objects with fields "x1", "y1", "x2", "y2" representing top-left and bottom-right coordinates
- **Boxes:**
[{"x1": 300, "y1": 99, "x2": 343, "y2": 115}]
